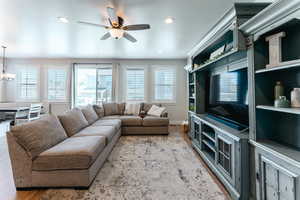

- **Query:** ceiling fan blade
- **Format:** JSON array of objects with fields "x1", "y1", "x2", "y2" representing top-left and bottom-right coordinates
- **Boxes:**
[
  {"x1": 122, "y1": 24, "x2": 150, "y2": 31},
  {"x1": 107, "y1": 7, "x2": 119, "y2": 27},
  {"x1": 77, "y1": 21, "x2": 109, "y2": 29},
  {"x1": 123, "y1": 32, "x2": 137, "y2": 43},
  {"x1": 100, "y1": 32, "x2": 111, "y2": 40}
]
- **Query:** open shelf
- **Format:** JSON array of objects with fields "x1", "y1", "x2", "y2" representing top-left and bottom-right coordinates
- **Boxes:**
[
  {"x1": 255, "y1": 60, "x2": 300, "y2": 74},
  {"x1": 203, "y1": 139, "x2": 216, "y2": 152},
  {"x1": 192, "y1": 49, "x2": 238, "y2": 72},
  {"x1": 202, "y1": 131, "x2": 216, "y2": 143},
  {"x1": 256, "y1": 105, "x2": 300, "y2": 115}
]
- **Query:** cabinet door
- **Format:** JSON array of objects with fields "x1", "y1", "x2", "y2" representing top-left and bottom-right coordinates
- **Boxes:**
[{"x1": 260, "y1": 156, "x2": 297, "y2": 200}]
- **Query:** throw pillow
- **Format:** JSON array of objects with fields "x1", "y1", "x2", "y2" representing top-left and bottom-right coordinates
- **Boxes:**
[
  {"x1": 11, "y1": 115, "x2": 67, "y2": 159},
  {"x1": 81, "y1": 105, "x2": 99, "y2": 125},
  {"x1": 124, "y1": 103, "x2": 141, "y2": 116},
  {"x1": 147, "y1": 105, "x2": 166, "y2": 117},
  {"x1": 58, "y1": 108, "x2": 89, "y2": 137},
  {"x1": 93, "y1": 105, "x2": 105, "y2": 118},
  {"x1": 103, "y1": 103, "x2": 118, "y2": 116}
]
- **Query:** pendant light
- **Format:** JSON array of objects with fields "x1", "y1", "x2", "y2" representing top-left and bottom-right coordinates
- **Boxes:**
[{"x1": 1, "y1": 46, "x2": 15, "y2": 81}]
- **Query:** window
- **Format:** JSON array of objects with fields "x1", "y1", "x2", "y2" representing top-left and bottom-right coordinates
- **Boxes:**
[
  {"x1": 47, "y1": 68, "x2": 67, "y2": 101},
  {"x1": 17, "y1": 68, "x2": 38, "y2": 100},
  {"x1": 126, "y1": 68, "x2": 144, "y2": 101},
  {"x1": 74, "y1": 64, "x2": 113, "y2": 106},
  {"x1": 153, "y1": 67, "x2": 176, "y2": 101}
]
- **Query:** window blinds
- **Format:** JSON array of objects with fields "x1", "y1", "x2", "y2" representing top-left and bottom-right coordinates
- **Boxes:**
[
  {"x1": 154, "y1": 68, "x2": 175, "y2": 101},
  {"x1": 48, "y1": 69, "x2": 67, "y2": 100},
  {"x1": 126, "y1": 68, "x2": 145, "y2": 101},
  {"x1": 17, "y1": 68, "x2": 38, "y2": 100}
]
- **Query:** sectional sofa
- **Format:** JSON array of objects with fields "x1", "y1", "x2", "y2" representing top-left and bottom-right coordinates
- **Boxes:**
[{"x1": 7, "y1": 103, "x2": 169, "y2": 188}]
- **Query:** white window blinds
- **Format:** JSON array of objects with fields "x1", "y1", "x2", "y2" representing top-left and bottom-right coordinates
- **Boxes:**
[
  {"x1": 154, "y1": 67, "x2": 176, "y2": 101},
  {"x1": 126, "y1": 68, "x2": 144, "y2": 101},
  {"x1": 17, "y1": 68, "x2": 38, "y2": 100},
  {"x1": 48, "y1": 69, "x2": 67, "y2": 100}
]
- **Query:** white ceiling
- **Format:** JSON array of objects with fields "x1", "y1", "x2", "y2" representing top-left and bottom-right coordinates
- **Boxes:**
[{"x1": 0, "y1": 0, "x2": 272, "y2": 59}]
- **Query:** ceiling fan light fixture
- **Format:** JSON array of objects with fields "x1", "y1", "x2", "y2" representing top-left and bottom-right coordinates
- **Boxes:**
[{"x1": 109, "y1": 28, "x2": 124, "y2": 39}]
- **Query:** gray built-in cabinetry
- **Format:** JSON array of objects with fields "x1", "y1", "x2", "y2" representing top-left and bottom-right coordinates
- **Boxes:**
[
  {"x1": 240, "y1": 0, "x2": 300, "y2": 199},
  {"x1": 186, "y1": 1, "x2": 300, "y2": 200},
  {"x1": 185, "y1": 3, "x2": 269, "y2": 200}
]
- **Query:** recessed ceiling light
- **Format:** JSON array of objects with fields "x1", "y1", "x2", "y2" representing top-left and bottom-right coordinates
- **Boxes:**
[
  {"x1": 58, "y1": 17, "x2": 69, "y2": 23},
  {"x1": 165, "y1": 17, "x2": 174, "y2": 24}
]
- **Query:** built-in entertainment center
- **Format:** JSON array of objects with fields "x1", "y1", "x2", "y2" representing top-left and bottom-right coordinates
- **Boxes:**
[{"x1": 186, "y1": 1, "x2": 300, "y2": 200}]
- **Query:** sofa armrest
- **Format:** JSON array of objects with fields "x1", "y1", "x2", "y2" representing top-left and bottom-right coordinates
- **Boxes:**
[{"x1": 6, "y1": 132, "x2": 33, "y2": 188}]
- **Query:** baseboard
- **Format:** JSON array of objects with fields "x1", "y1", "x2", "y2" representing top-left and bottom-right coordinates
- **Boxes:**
[{"x1": 170, "y1": 120, "x2": 184, "y2": 125}]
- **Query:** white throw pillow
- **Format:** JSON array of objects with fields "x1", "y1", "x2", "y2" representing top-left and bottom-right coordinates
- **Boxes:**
[
  {"x1": 124, "y1": 103, "x2": 141, "y2": 116},
  {"x1": 147, "y1": 105, "x2": 166, "y2": 117}
]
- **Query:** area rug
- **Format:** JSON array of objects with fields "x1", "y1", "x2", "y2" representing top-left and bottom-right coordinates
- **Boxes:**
[{"x1": 41, "y1": 131, "x2": 228, "y2": 200}]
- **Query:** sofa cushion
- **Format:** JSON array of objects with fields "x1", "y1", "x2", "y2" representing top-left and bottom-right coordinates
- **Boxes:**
[
  {"x1": 147, "y1": 105, "x2": 167, "y2": 117},
  {"x1": 10, "y1": 115, "x2": 67, "y2": 159},
  {"x1": 32, "y1": 136, "x2": 106, "y2": 171},
  {"x1": 81, "y1": 105, "x2": 99, "y2": 125},
  {"x1": 124, "y1": 103, "x2": 141, "y2": 116},
  {"x1": 142, "y1": 116, "x2": 169, "y2": 127},
  {"x1": 102, "y1": 115, "x2": 121, "y2": 120},
  {"x1": 58, "y1": 108, "x2": 89, "y2": 137},
  {"x1": 142, "y1": 103, "x2": 162, "y2": 114},
  {"x1": 91, "y1": 119, "x2": 121, "y2": 131},
  {"x1": 93, "y1": 105, "x2": 105, "y2": 118},
  {"x1": 117, "y1": 103, "x2": 126, "y2": 115},
  {"x1": 120, "y1": 115, "x2": 143, "y2": 126},
  {"x1": 73, "y1": 126, "x2": 116, "y2": 143}
]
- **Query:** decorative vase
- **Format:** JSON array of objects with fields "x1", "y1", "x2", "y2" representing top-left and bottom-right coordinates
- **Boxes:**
[
  {"x1": 274, "y1": 96, "x2": 290, "y2": 108},
  {"x1": 291, "y1": 88, "x2": 300, "y2": 108},
  {"x1": 274, "y1": 81, "x2": 284, "y2": 100}
]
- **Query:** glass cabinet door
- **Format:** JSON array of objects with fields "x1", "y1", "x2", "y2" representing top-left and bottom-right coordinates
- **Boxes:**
[{"x1": 217, "y1": 137, "x2": 232, "y2": 177}]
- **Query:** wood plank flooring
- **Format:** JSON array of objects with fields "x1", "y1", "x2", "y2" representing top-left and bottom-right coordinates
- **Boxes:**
[{"x1": 0, "y1": 126, "x2": 230, "y2": 200}]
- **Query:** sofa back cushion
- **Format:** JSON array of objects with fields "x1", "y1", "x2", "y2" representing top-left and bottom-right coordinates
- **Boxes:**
[
  {"x1": 93, "y1": 105, "x2": 105, "y2": 118},
  {"x1": 58, "y1": 108, "x2": 89, "y2": 137},
  {"x1": 124, "y1": 103, "x2": 141, "y2": 116},
  {"x1": 81, "y1": 105, "x2": 98, "y2": 125},
  {"x1": 10, "y1": 115, "x2": 67, "y2": 159},
  {"x1": 103, "y1": 103, "x2": 125, "y2": 116}
]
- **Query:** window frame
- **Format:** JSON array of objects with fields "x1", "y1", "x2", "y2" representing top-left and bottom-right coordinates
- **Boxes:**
[
  {"x1": 16, "y1": 66, "x2": 40, "y2": 101},
  {"x1": 46, "y1": 66, "x2": 69, "y2": 102},
  {"x1": 124, "y1": 66, "x2": 145, "y2": 102},
  {"x1": 152, "y1": 65, "x2": 177, "y2": 103}
]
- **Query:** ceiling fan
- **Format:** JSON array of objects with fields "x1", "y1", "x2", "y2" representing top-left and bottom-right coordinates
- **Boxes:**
[{"x1": 77, "y1": 7, "x2": 151, "y2": 43}]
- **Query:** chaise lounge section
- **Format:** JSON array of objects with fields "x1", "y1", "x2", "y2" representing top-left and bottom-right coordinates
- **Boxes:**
[{"x1": 7, "y1": 102, "x2": 169, "y2": 188}]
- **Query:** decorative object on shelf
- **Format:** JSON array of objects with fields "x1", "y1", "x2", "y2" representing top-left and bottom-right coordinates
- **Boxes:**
[
  {"x1": 210, "y1": 45, "x2": 225, "y2": 60},
  {"x1": 291, "y1": 88, "x2": 300, "y2": 108},
  {"x1": 265, "y1": 31, "x2": 300, "y2": 69},
  {"x1": 193, "y1": 63, "x2": 200, "y2": 69},
  {"x1": 265, "y1": 32, "x2": 286, "y2": 68},
  {"x1": 0, "y1": 46, "x2": 16, "y2": 81},
  {"x1": 225, "y1": 42, "x2": 233, "y2": 53},
  {"x1": 274, "y1": 81, "x2": 284, "y2": 100},
  {"x1": 274, "y1": 96, "x2": 290, "y2": 108}
]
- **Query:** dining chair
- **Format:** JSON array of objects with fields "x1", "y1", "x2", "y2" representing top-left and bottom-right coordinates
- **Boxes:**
[{"x1": 15, "y1": 104, "x2": 42, "y2": 125}]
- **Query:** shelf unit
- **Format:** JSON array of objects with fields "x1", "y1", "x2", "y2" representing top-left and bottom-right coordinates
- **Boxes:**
[
  {"x1": 185, "y1": 3, "x2": 270, "y2": 200},
  {"x1": 240, "y1": 1, "x2": 300, "y2": 199}
]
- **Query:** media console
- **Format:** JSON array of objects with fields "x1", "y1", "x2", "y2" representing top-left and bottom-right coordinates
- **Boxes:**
[{"x1": 191, "y1": 114, "x2": 249, "y2": 200}]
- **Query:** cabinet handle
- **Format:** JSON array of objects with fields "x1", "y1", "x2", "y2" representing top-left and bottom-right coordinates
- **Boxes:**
[{"x1": 256, "y1": 172, "x2": 260, "y2": 180}]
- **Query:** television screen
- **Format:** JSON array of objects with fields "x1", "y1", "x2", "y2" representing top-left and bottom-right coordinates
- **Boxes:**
[{"x1": 206, "y1": 68, "x2": 249, "y2": 128}]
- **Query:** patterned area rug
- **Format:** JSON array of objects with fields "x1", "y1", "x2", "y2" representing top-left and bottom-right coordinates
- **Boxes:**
[{"x1": 41, "y1": 131, "x2": 228, "y2": 200}]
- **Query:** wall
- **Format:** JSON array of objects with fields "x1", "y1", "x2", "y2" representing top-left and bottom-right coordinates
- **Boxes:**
[{"x1": 2, "y1": 58, "x2": 188, "y2": 123}]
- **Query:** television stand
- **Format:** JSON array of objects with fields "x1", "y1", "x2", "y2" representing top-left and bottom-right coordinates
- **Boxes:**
[{"x1": 191, "y1": 114, "x2": 249, "y2": 200}]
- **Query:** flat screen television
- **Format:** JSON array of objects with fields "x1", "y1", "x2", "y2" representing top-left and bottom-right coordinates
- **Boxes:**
[{"x1": 206, "y1": 68, "x2": 249, "y2": 130}]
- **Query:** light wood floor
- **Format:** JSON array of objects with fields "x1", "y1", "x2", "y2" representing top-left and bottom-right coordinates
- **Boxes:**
[{"x1": 0, "y1": 126, "x2": 230, "y2": 200}]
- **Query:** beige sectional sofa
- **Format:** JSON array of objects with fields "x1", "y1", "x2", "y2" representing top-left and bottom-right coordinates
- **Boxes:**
[{"x1": 7, "y1": 103, "x2": 169, "y2": 188}]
